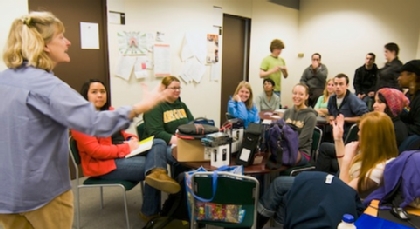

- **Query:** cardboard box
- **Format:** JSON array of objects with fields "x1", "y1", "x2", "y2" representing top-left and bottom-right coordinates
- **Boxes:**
[{"x1": 175, "y1": 138, "x2": 208, "y2": 162}]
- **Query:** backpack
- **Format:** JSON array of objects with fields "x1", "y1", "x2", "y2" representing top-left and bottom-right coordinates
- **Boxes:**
[
  {"x1": 263, "y1": 118, "x2": 299, "y2": 169},
  {"x1": 142, "y1": 173, "x2": 189, "y2": 229}
]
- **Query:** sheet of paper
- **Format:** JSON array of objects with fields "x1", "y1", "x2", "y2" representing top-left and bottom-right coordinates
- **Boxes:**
[
  {"x1": 80, "y1": 22, "x2": 99, "y2": 49},
  {"x1": 239, "y1": 148, "x2": 251, "y2": 162},
  {"x1": 213, "y1": 6, "x2": 223, "y2": 27},
  {"x1": 180, "y1": 58, "x2": 206, "y2": 83},
  {"x1": 134, "y1": 56, "x2": 151, "y2": 79},
  {"x1": 153, "y1": 44, "x2": 171, "y2": 77},
  {"x1": 115, "y1": 55, "x2": 136, "y2": 81},
  {"x1": 180, "y1": 32, "x2": 207, "y2": 64},
  {"x1": 125, "y1": 136, "x2": 154, "y2": 158},
  {"x1": 210, "y1": 61, "x2": 221, "y2": 81},
  {"x1": 156, "y1": 31, "x2": 165, "y2": 42}
]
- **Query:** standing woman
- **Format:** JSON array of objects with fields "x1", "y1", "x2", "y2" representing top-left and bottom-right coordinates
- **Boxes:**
[
  {"x1": 377, "y1": 42, "x2": 403, "y2": 90},
  {"x1": 0, "y1": 12, "x2": 166, "y2": 229},
  {"x1": 228, "y1": 81, "x2": 260, "y2": 128}
]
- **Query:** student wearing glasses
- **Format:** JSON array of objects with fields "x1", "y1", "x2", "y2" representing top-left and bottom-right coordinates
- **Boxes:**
[{"x1": 144, "y1": 76, "x2": 194, "y2": 173}]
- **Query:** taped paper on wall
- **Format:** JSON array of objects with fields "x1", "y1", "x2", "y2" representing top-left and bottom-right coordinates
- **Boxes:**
[
  {"x1": 153, "y1": 44, "x2": 171, "y2": 77},
  {"x1": 180, "y1": 58, "x2": 206, "y2": 83},
  {"x1": 115, "y1": 55, "x2": 136, "y2": 81},
  {"x1": 134, "y1": 56, "x2": 152, "y2": 79},
  {"x1": 180, "y1": 31, "x2": 207, "y2": 64}
]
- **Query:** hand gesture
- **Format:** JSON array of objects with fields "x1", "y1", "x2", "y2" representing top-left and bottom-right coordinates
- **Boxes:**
[
  {"x1": 234, "y1": 94, "x2": 242, "y2": 102},
  {"x1": 126, "y1": 138, "x2": 139, "y2": 151},
  {"x1": 137, "y1": 83, "x2": 168, "y2": 111},
  {"x1": 279, "y1": 66, "x2": 287, "y2": 71},
  {"x1": 311, "y1": 61, "x2": 319, "y2": 69},
  {"x1": 331, "y1": 114, "x2": 345, "y2": 141},
  {"x1": 343, "y1": 141, "x2": 359, "y2": 163},
  {"x1": 367, "y1": 91, "x2": 375, "y2": 97}
]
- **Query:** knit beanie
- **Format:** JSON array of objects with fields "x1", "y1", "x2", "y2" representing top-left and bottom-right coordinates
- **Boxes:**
[{"x1": 377, "y1": 88, "x2": 409, "y2": 117}]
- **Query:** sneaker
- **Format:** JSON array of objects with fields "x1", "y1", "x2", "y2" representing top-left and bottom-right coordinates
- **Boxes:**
[
  {"x1": 145, "y1": 168, "x2": 181, "y2": 194},
  {"x1": 139, "y1": 211, "x2": 158, "y2": 223}
]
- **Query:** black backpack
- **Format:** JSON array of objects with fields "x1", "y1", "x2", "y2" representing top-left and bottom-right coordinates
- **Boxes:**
[{"x1": 142, "y1": 173, "x2": 189, "y2": 229}]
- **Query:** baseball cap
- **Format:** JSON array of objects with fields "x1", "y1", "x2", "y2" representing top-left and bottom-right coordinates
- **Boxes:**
[{"x1": 400, "y1": 60, "x2": 420, "y2": 76}]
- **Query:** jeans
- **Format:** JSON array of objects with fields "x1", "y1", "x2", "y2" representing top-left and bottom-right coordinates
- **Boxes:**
[
  {"x1": 99, "y1": 138, "x2": 168, "y2": 216},
  {"x1": 257, "y1": 176, "x2": 295, "y2": 225},
  {"x1": 315, "y1": 142, "x2": 339, "y2": 174}
]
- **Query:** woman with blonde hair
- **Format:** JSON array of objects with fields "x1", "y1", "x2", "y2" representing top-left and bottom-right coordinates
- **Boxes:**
[
  {"x1": 0, "y1": 12, "x2": 166, "y2": 228},
  {"x1": 228, "y1": 81, "x2": 260, "y2": 128},
  {"x1": 144, "y1": 76, "x2": 194, "y2": 176},
  {"x1": 314, "y1": 78, "x2": 334, "y2": 116}
]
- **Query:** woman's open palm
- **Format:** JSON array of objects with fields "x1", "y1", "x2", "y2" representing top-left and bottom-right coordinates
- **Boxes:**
[{"x1": 331, "y1": 114, "x2": 345, "y2": 140}]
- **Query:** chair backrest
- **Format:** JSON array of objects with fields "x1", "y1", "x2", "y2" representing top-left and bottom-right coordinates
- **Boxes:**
[
  {"x1": 345, "y1": 123, "x2": 359, "y2": 144},
  {"x1": 190, "y1": 171, "x2": 259, "y2": 229},
  {"x1": 136, "y1": 122, "x2": 146, "y2": 140},
  {"x1": 69, "y1": 136, "x2": 81, "y2": 165},
  {"x1": 225, "y1": 112, "x2": 236, "y2": 121},
  {"x1": 399, "y1": 135, "x2": 420, "y2": 153},
  {"x1": 311, "y1": 126, "x2": 323, "y2": 161}
]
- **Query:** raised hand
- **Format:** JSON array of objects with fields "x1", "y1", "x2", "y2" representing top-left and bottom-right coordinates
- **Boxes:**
[{"x1": 331, "y1": 114, "x2": 345, "y2": 141}]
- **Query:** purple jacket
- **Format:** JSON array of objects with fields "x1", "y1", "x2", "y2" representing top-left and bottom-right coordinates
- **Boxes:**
[{"x1": 364, "y1": 150, "x2": 420, "y2": 208}]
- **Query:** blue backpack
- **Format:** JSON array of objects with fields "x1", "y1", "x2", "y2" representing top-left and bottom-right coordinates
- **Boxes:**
[{"x1": 263, "y1": 119, "x2": 299, "y2": 169}]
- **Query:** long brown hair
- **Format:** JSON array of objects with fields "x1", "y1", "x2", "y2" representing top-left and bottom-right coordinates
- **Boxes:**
[
  {"x1": 322, "y1": 78, "x2": 333, "y2": 103},
  {"x1": 234, "y1": 81, "x2": 254, "y2": 109},
  {"x1": 354, "y1": 111, "x2": 398, "y2": 191}
]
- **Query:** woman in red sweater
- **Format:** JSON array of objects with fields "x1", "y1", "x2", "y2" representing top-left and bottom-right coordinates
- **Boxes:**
[{"x1": 70, "y1": 79, "x2": 179, "y2": 220}]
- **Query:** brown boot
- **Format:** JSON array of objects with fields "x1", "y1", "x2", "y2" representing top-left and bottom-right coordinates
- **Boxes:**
[
  {"x1": 138, "y1": 211, "x2": 158, "y2": 223},
  {"x1": 145, "y1": 168, "x2": 181, "y2": 194}
]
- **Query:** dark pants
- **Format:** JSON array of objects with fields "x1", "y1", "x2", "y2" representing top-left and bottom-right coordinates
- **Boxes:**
[
  {"x1": 309, "y1": 88, "x2": 324, "y2": 108},
  {"x1": 315, "y1": 142, "x2": 339, "y2": 174}
]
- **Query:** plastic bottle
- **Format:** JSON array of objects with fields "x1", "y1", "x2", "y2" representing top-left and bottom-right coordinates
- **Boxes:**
[{"x1": 337, "y1": 214, "x2": 357, "y2": 229}]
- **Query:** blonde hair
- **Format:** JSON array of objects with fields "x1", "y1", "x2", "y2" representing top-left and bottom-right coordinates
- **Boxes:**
[
  {"x1": 354, "y1": 111, "x2": 398, "y2": 191},
  {"x1": 161, "y1": 76, "x2": 180, "y2": 88},
  {"x1": 323, "y1": 78, "x2": 333, "y2": 103},
  {"x1": 234, "y1": 81, "x2": 254, "y2": 109},
  {"x1": 2, "y1": 11, "x2": 64, "y2": 71}
]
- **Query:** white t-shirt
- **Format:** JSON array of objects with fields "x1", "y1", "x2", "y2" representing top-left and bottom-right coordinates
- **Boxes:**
[
  {"x1": 336, "y1": 97, "x2": 344, "y2": 108},
  {"x1": 349, "y1": 158, "x2": 395, "y2": 184}
]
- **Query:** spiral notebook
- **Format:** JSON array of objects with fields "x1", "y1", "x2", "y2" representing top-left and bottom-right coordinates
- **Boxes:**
[{"x1": 125, "y1": 136, "x2": 154, "y2": 158}]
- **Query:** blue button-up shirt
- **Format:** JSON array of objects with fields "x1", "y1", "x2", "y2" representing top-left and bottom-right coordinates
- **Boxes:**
[{"x1": 0, "y1": 66, "x2": 132, "y2": 213}]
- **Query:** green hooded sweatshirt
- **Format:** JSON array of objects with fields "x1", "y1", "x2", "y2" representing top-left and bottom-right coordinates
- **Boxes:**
[{"x1": 144, "y1": 99, "x2": 194, "y2": 143}]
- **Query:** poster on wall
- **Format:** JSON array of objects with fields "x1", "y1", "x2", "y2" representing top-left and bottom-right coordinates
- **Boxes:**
[
  {"x1": 153, "y1": 43, "x2": 171, "y2": 77},
  {"x1": 118, "y1": 31, "x2": 154, "y2": 55},
  {"x1": 206, "y1": 34, "x2": 219, "y2": 63}
]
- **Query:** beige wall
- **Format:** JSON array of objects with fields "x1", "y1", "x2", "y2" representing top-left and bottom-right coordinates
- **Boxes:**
[
  {"x1": 297, "y1": 0, "x2": 420, "y2": 96},
  {"x1": 107, "y1": 0, "x2": 298, "y2": 133},
  {"x1": 0, "y1": 0, "x2": 29, "y2": 70}
]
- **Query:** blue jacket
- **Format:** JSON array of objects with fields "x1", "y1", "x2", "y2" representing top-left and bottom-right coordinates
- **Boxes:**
[
  {"x1": 364, "y1": 150, "x2": 420, "y2": 208},
  {"x1": 227, "y1": 98, "x2": 259, "y2": 128},
  {"x1": 284, "y1": 171, "x2": 365, "y2": 229}
]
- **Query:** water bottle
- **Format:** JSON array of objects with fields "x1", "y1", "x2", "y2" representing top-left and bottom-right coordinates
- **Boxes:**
[{"x1": 337, "y1": 214, "x2": 357, "y2": 229}]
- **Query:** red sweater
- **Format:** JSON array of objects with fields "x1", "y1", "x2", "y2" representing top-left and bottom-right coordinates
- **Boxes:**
[{"x1": 70, "y1": 129, "x2": 137, "y2": 177}]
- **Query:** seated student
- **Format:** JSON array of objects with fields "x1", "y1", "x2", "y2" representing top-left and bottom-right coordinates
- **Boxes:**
[
  {"x1": 228, "y1": 81, "x2": 260, "y2": 128},
  {"x1": 398, "y1": 60, "x2": 420, "y2": 136},
  {"x1": 143, "y1": 76, "x2": 194, "y2": 165},
  {"x1": 283, "y1": 83, "x2": 317, "y2": 164},
  {"x1": 70, "y1": 79, "x2": 180, "y2": 221},
  {"x1": 258, "y1": 78, "x2": 280, "y2": 111},
  {"x1": 314, "y1": 78, "x2": 334, "y2": 116},
  {"x1": 373, "y1": 88, "x2": 409, "y2": 147},
  {"x1": 254, "y1": 112, "x2": 398, "y2": 229}
]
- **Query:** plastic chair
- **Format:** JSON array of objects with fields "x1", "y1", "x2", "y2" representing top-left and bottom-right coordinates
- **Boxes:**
[
  {"x1": 226, "y1": 112, "x2": 236, "y2": 121},
  {"x1": 311, "y1": 126, "x2": 323, "y2": 162},
  {"x1": 345, "y1": 123, "x2": 359, "y2": 144},
  {"x1": 189, "y1": 171, "x2": 259, "y2": 229},
  {"x1": 69, "y1": 137, "x2": 138, "y2": 229}
]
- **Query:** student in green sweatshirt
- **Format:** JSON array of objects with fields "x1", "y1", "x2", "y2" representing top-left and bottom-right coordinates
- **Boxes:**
[{"x1": 144, "y1": 76, "x2": 194, "y2": 165}]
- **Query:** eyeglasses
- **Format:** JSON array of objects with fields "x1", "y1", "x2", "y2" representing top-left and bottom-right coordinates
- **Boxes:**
[{"x1": 167, "y1": 87, "x2": 181, "y2": 90}]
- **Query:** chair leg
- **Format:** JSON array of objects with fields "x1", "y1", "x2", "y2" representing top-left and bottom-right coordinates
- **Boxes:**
[
  {"x1": 100, "y1": 186, "x2": 104, "y2": 209},
  {"x1": 76, "y1": 187, "x2": 81, "y2": 229},
  {"x1": 122, "y1": 188, "x2": 130, "y2": 229},
  {"x1": 140, "y1": 181, "x2": 144, "y2": 196}
]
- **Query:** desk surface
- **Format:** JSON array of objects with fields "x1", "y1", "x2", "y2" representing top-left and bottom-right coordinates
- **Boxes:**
[{"x1": 181, "y1": 155, "x2": 288, "y2": 175}]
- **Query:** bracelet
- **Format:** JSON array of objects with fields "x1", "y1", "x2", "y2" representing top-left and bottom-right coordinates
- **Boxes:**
[{"x1": 336, "y1": 155, "x2": 344, "y2": 158}]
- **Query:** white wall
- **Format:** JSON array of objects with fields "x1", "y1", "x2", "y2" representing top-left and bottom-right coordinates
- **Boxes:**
[
  {"x1": 298, "y1": 0, "x2": 420, "y2": 94},
  {"x1": 106, "y1": 0, "x2": 299, "y2": 132},
  {"x1": 0, "y1": 0, "x2": 29, "y2": 70}
]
